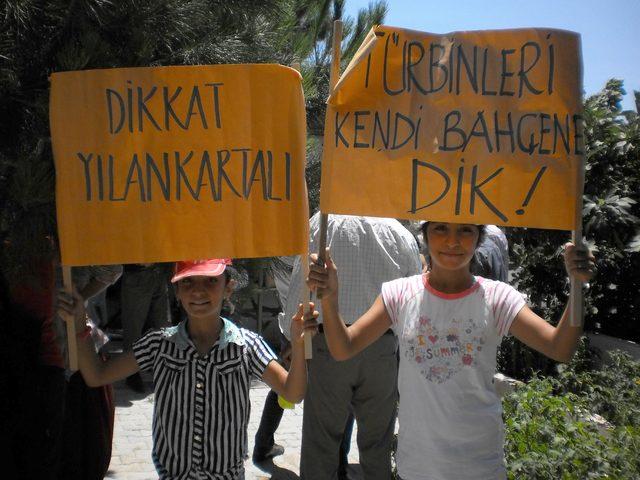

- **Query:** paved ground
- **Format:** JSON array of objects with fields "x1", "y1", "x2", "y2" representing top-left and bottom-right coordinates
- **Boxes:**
[{"x1": 104, "y1": 376, "x2": 364, "y2": 480}]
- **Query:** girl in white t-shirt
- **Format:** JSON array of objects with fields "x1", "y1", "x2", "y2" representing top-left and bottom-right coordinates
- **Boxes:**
[{"x1": 307, "y1": 222, "x2": 595, "y2": 480}]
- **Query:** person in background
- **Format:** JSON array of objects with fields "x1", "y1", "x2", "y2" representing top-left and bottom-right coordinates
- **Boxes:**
[
  {"x1": 281, "y1": 213, "x2": 422, "y2": 480},
  {"x1": 251, "y1": 256, "x2": 357, "y2": 473},
  {"x1": 472, "y1": 224, "x2": 509, "y2": 282},
  {"x1": 307, "y1": 222, "x2": 596, "y2": 480},
  {"x1": 57, "y1": 265, "x2": 122, "y2": 480},
  {"x1": 58, "y1": 258, "x2": 318, "y2": 480},
  {"x1": 252, "y1": 256, "x2": 295, "y2": 464},
  {"x1": 1, "y1": 250, "x2": 121, "y2": 480},
  {"x1": 120, "y1": 263, "x2": 170, "y2": 392},
  {"x1": 2, "y1": 258, "x2": 64, "y2": 480}
]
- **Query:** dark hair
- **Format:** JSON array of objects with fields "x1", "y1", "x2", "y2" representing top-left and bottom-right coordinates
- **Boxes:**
[{"x1": 420, "y1": 222, "x2": 487, "y2": 250}]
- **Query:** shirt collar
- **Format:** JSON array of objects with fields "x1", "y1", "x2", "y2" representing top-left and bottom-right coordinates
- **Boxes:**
[
  {"x1": 167, "y1": 317, "x2": 245, "y2": 350},
  {"x1": 216, "y1": 317, "x2": 245, "y2": 348}
]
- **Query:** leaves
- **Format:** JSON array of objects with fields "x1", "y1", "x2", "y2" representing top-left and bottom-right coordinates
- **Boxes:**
[
  {"x1": 504, "y1": 352, "x2": 640, "y2": 478},
  {"x1": 583, "y1": 192, "x2": 638, "y2": 245}
]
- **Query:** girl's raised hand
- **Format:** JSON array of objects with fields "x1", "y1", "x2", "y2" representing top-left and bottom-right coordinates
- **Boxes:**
[
  {"x1": 57, "y1": 288, "x2": 88, "y2": 331},
  {"x1": 290, "y1": 302, "x2": 319, "y2": 345},
  {"x1": 563, "y1": 242, "x2": 596, "y2": 283},
  {"x1": 307, "y1": 248, "x2": 339, "y2": 300}
]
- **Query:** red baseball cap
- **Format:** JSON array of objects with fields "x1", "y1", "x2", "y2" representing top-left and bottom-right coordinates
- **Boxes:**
[{"x1": 171, "y1": 259, "x2": 232, "y2": 283}]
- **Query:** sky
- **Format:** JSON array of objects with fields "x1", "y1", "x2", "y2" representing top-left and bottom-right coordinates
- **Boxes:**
[{"x1": 345, "y1": 0, "x2": 640, "y2": 111}]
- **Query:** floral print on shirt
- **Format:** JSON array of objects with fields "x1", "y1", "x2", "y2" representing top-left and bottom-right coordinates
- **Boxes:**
[{"x1": 404, "y1": 315, "x2": 486, "y2": 384}]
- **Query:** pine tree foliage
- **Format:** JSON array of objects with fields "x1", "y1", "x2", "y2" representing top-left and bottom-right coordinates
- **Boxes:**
[
  {"x1": 274, "y1": 0, "x2": 387, "y2": 213},
  {"x1": 285, "y1": 0, "x2": 387, "y2": 135},
  {"x1": 0, "y1": 0, "x2": 287, "y2": 281}
]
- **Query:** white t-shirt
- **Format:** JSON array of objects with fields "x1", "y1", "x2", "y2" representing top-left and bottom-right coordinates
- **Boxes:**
[{"x1": 381, "y1": 274, "x2": 526, "y2": 480}]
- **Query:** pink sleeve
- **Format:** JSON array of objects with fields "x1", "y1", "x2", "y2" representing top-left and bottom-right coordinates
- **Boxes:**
[
  {"x1": 381, "y1": 277, "x2": 410, "y2": 325},
  {"x1": 491, "y1": 282, "x2": 526, "y2": 337}
]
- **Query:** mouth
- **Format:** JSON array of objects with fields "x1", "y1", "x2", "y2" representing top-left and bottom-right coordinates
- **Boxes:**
[{"x1": 189, "y1": 300, "x2": 211, "y2": 307}]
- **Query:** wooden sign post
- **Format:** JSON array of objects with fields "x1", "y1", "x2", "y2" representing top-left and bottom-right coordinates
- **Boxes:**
[
  {"x1": 62, "y1": 265, "x2": 78, "y2": 371},
  {"x1": 291, "y1": 60, "x2": 314, "y2": 360},
  {"x1": 570, "y1": 148, "x2": 587, "y2": 326},
  {"x1": 317, "y1": 19, "x2": 344, "y2": 272}
]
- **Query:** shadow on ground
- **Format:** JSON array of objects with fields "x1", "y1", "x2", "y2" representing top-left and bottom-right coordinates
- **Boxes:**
[
  {"x1": 252, "y1": 458, "x2": 299, "y2": 479},
  {"x1": 253, "y1": 459, "x2": 363, "y2": 480},
  {"x1": 112, "y1": 377, "x2": 154, "y2": 408}
]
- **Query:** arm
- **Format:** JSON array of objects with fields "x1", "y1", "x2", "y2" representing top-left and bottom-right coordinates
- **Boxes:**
[
  {"x1": 307, "y1": 249, "x2": 392, "y2": 361},
  {"x1": 278, "y1": 256, "x2": 304, "y2": 342},
  {"x1": 58, "y1": 290, "x2": 139, "y2": 386},
  {"x1": 78, "y1": 265, "x2": 123, "y2": 300},
  {"x1": 509, "y1": 242, "x2": 596, "y2": 363},
  {"x1": 78, "y1": 278, "x2": 112, "y2": 301},
  {"x1": 262, "y1": 303, "x2": 318, "y2": 403}
]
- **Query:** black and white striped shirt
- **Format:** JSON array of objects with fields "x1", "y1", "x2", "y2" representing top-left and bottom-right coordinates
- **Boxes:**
[{"x1": 133, "y1": 318, "x2": 275, "y2": 479}]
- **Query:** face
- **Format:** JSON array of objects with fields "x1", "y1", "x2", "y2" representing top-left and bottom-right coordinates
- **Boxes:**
[
  {"x1": 176, "y1": 274, "x2": 232, "y2": 320},
  {"x1": 425, "y1": 222, "x2": 480, "y2": 271}
]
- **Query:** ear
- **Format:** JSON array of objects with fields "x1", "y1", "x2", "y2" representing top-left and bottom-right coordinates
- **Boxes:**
[{"x1": 225, "y1": 278, "x2": 237, "y2": 297}]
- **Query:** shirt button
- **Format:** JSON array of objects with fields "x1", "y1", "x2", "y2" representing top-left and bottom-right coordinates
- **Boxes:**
[
  {"x1": 196, "y1": 382, "x2": 204, "y2": 389},
  {"x1": 194, "y1": 435, "x2": 201, "y2": 441}
]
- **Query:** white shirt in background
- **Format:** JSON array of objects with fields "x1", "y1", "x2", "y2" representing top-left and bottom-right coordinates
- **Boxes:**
[{"x1": 279, "y1": 213, "x2": 422, "y2": 340}]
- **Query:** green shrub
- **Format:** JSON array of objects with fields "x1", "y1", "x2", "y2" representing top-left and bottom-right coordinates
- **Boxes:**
[
  {"x1": 504, "y1": 351, "x2": 640, "y2": 478},
  {"x1": 555, "y1": 351, "x2": 640, "y2": 427}
]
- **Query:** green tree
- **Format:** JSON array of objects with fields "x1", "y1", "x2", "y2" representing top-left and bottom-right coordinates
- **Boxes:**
[
  {"x1": 500, "y1": 80, "x2": 640, "y2": 379},
  {"x1": 272, "y1": 0, "x2": 387, "y2": 213},
  {"x1": 581, "y1": 80, "x2": 640, "y2": 341}
]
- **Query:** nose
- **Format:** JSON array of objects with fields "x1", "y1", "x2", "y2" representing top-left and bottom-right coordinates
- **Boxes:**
[
  {"x1": 445, "y1": 230, "x2": 460, "y2": 248},
  {"x1": 189, "y1": 279, "x2": 207, "y2": 295}
]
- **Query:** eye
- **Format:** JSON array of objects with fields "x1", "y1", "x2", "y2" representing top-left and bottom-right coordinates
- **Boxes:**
[
  {"x1": 179, "y1": 278, "x2": 192, "y2": 287},
  {"x1": 459, "y1": 225, "x2": 477, "y2": 235},
  {"x1": 432, "y1": 223, "x2": 448, "y2": 233},
  {"x1": 207, "y1": 277, "x2": 218, "y2": 285}
]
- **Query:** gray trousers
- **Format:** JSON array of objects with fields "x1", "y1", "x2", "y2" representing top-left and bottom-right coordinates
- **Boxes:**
[
  {"x1": 300, "y1": 332, "x2": 398, "y2": 480},
  {"x1": 121, "y1": 267, "x2": 169, "y2": 351}
]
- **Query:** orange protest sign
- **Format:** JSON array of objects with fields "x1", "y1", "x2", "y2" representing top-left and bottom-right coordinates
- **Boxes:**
[
  {"x1": 320, "y1": 26, "x2": 584, "y2": 230},
  {"x1": 51, "y1": 65, "x2": 308, "y2": 265}
]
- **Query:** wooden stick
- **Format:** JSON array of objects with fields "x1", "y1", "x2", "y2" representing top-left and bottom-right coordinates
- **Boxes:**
[
  {"x1": 317, "y1": 213, "x2": 329, "y2": 265},
  {"x1": 291, "y1": 60, "x2": 314, "y2": 360},
  {"x1": 317, "y1": 19, "x2": 343, "y2": 274},
  {"x1": 570, "y1": 148, "x2": 587, "y2": 326},
  {"x1": 62, "y1": 265, "x2": 79, "y2": 371},
  {"x1": 300, "y1": 256, "x2": 313, "y2": 359},
  {"x1": 569, "y1": 241, "x2": 584, "y2": 326}
]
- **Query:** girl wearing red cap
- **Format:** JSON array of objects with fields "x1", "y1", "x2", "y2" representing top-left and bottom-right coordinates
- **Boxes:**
[
  {"x1": 307, "y1": 222, "x2": 596, "y2": 480},
  {"x1": 59, "y1": 258, "x2": 318, "y2": 480}
]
